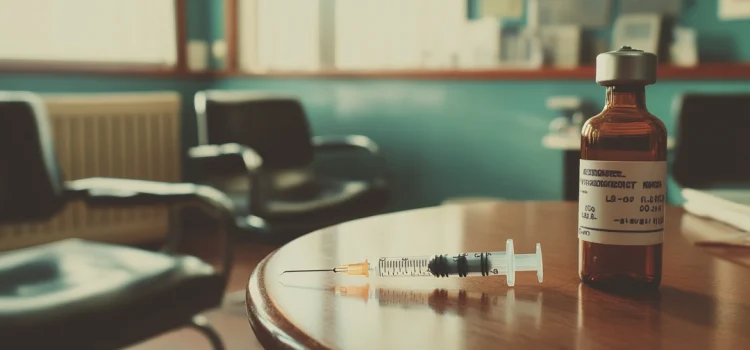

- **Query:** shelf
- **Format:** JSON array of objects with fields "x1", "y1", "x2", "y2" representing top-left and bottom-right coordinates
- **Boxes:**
[
  {"x1": 223, "y1": 62, "x2": 750, "y2": 81},
  {"x1": 221, "y1": 66, "x2": 596, "y2": 80},
  {"x1": 0, "y1": 60, "x2": 216, "y2": 79},
  {"x1": 4, "y1": 62, "x2": 750, "y2": 81},
  {"x1": 656, "y1": 63, "x2": 750, "y2": 79}
]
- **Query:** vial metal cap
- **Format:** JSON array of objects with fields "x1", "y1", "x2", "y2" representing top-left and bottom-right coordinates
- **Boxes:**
[{"x1": 596, "y1": 46, "x2": 657, "y2": 86}]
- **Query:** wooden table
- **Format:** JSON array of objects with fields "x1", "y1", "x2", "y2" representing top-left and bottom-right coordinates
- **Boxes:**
[{"x1": 246, "y1": 201, "x2": 750, "y2": 349}]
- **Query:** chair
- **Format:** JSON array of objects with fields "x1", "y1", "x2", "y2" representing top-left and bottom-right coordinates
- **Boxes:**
[
  {"x1": 189, "y1": 90, "x2": 389, "y2": 241},
  {"x1": 672, "y1": 93, "x2": 750, "y2": 188},
  {"x1": 0, "y1": 91, "x2": 236, "y2": 349}
]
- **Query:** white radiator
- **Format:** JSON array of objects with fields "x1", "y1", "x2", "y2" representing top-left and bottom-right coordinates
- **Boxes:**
[{"x1": 0, "y1": 92, "x2": 182, "y2": 251}]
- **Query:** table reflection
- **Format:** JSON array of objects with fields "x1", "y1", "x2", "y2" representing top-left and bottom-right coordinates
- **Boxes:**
[
  {"x1": 279, "y1": 281, "x2": 544, "y2": 327},
  {"x1": 335, "y1": 283, "x2": 545, "y2": 348}
]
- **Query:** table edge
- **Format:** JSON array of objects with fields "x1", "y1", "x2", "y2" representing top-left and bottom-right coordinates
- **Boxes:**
[{"x1": 246, "y1": 249, "x2": 330, "y2": 350}]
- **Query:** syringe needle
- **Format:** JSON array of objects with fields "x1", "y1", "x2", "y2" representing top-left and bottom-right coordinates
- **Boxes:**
[{"x1": 280, "y1": 268, "x2": 337, "y2": 276}]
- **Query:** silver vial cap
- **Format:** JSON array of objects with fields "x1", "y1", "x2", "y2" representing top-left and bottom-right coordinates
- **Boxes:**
[{"x1": 595, "y1": 46, "x2": 657, "y2": 86}]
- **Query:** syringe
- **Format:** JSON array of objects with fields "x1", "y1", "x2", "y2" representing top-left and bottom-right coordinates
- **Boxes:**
[{"x1": 281, "y1": 239, "x2": 542, "y2": 287}]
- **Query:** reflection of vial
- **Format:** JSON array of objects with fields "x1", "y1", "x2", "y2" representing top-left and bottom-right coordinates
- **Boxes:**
[{"x1": 578, "y1": 46, "x2": 667, "y2": 290}]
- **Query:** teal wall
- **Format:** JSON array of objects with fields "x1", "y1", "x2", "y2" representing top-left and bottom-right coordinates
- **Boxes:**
[
  {"x1": 1, "y1": 0, "x2": 749, "y2": 212},
  {"x1": 674, "y1": 0, "x2": 750, "y2": 61},
  {"x1": 186, "y1": 0, "x2": 210, "y2": 42},
  {"x1": 213, "y1": 78, "x2": 750, "y2": 211}
]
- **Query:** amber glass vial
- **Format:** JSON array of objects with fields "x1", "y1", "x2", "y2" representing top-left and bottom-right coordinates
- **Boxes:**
[{"x1": 578, "y1": 47, "x2": 667, "y2": 290}]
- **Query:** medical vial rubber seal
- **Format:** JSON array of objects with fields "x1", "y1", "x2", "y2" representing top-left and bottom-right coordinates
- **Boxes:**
[{"x1": 578, "y1": 46, "x2": 667, "y2": 291}]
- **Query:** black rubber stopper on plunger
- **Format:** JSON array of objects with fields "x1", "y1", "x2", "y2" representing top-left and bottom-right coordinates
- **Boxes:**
[
  {"x1": 428, "y1": 255, "x2": 449, "y2": 277},
  {"x1": 456, "y1": 255, "x2": 468, "y2": 277}
]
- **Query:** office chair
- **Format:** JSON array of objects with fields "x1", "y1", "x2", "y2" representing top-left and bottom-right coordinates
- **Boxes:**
[
  {"x1": 672, "y1": 93, "x2": 750, "y2": 188},
  {"x1": 0, "y1": 91, "x2": 236, "y2": 349},
  {"x1": 189, "y1": 90, "x2": 389, "y2": 241}
]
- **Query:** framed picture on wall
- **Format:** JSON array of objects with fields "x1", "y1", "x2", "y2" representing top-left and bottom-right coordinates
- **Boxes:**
[{"x1": 611, "y1": 13, "x2": 662, "y2": 54}]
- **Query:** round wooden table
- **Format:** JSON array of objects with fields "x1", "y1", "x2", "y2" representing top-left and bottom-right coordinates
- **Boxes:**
[{"x1": 246, "y1": 201, "x2": 750, "y2": 349}]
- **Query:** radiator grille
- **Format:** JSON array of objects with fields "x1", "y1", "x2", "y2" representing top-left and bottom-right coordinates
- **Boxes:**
[{"x1": 0, "y1": 92, "x2": 182, "y2": 251}]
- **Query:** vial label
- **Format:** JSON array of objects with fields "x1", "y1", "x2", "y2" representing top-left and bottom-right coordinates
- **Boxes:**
[{"x1": 578, "y1": 160, "x2": 666, "y2": 245}]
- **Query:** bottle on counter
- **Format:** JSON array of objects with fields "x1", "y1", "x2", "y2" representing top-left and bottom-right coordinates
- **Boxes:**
[{"x1": 578, "y1": 46, "x2": 668, "y2": 290}]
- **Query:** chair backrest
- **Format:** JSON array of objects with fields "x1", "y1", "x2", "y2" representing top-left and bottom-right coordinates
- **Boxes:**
[
  {"x1": 0, "y1": 91, "x2": 66, "y2": 222},
  {"x1": 195, "y1": 91, "x2": 314, "y2": 170},
  {"x1": 672, "y1": 93, "x2": 750, "y2": 188}
]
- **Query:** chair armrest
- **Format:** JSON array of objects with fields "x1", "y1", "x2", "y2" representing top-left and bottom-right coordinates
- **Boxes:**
[
  {"x1": 65, "y1": 178, "x2": 204, "y2": 205},
  {"x1": 189, "y1": 143, "x2": 265, "y2": 212},
  {"x1": 188, "y1": 143, "x2": 263, "y2": 176},
  {"x1": 312, "y1": 135, "x2": 381, "y2": 156},
  {"x1": 64, "y1": 177, "x2": 237, "y2": 289},
  {"x1": 312, "y1": 135, "x2": 386, "y2": 180}
]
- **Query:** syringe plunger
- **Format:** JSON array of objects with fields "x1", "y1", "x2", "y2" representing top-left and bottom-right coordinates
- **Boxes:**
[{"x1": 425, "y1": 239, "x2": 543, "y2": 286}]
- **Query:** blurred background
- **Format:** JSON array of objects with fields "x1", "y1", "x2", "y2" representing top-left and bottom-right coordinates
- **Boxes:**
[
  {"x1": 3, "y1": 0, "x2": 748, "y2": 216},
  {"x1": 2, "y1": 0, "x2": 748, "y2": 213},
  {"x1": 1, "y1": 0, "x2": 749, "y2": 349}
]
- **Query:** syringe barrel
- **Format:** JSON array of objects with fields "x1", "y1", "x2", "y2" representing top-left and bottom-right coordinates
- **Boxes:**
[
  {"x1": 376, "y1": 256, "x2": 433, "y2": 277},
  {"x1": 374, "y1": 240, "x2": 543, "y2": 285}
]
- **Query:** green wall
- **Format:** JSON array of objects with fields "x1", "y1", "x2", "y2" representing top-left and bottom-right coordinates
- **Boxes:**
[
  {"x1": 673, "y1": 0, "x2": 750, "y2": 61},
  {"x1": 213, "y1": 78, "x2": 750, "y2": 211}
]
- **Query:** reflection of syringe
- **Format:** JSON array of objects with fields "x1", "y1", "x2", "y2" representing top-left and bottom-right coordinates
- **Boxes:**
[
  {"x1": 333, "y1": 284, "x2": 543, "y2": 326},
  {"x1": 281, "y1": 239, "x2": 543, "y2": 287}
]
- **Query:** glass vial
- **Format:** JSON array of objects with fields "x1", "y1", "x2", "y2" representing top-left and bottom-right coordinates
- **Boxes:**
[{"x1": 578, "y1": 46, "x2": 667, "y2": 290}]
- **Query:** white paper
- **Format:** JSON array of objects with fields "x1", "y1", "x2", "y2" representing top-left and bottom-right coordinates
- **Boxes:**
[
  {"x1": 683, "y1": 188, "x2": 750, "y2": 233},
  {"x1": 719, "y1": 0, "x2": 750, "y2": 20},
  {"x1": 479, "y1": 0, "x2": 524, "y2": 19}
]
